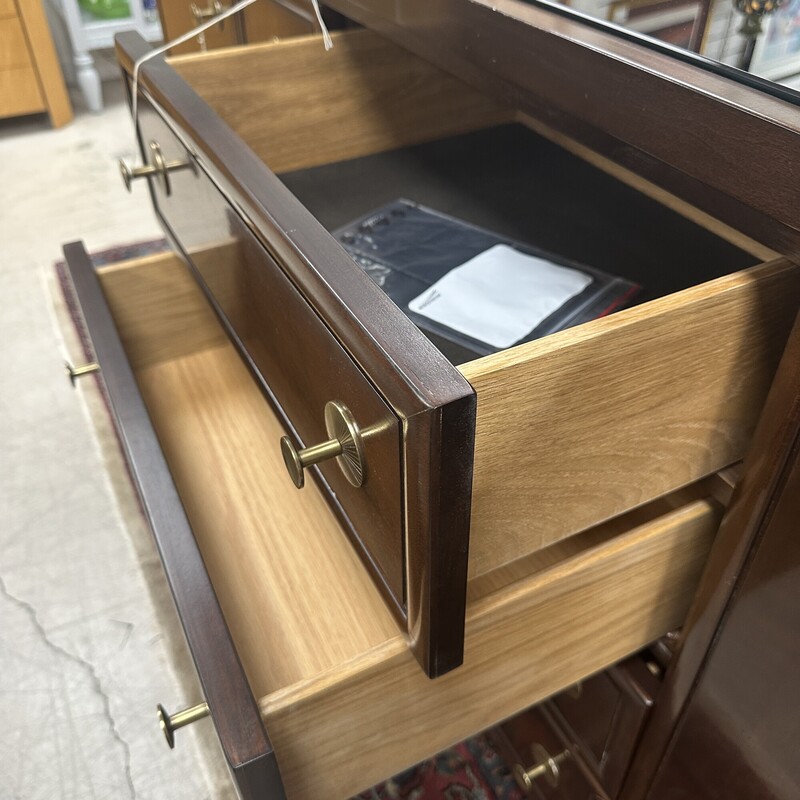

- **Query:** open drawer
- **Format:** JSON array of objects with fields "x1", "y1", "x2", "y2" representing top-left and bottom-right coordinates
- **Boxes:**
[
  {"x1": 65, "y1": 241, "x2": 727, "y2": 799},
  {"x1": 112, "y1": 28, "x2": 800, "y2": 678}
]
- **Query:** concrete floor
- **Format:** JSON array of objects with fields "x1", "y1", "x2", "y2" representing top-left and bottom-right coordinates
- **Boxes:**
[{"x1": 0, "y1": 82, "x2": 235, "y2": 799}]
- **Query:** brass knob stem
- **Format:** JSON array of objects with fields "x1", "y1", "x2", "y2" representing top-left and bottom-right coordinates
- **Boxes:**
[
  {"x1": 514, "y1": 744, "x2": 570, "y2": 792},
  {"x1": 191, "y1": 1, "x2": 228, "y2": 26},
  {"x1": 281, "y1": 401, "x2": 366, "y2": 489},
  {"x1": 157, "y1": 702, "x2": 210, "y2": 749},
  {"x1": 120, "y1": 141, "x2": 190, "y2": 196},
  {"x1": 65, "y1": 360, "x2": 99, "y2": 387}
]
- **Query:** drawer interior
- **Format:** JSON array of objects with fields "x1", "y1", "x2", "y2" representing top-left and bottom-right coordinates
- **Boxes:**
[
  {"x1": 170, "y1": 32, "x2": 762, "y2": 331},
  {"x1": 98, "y1": 251, "x2": 724, "y2": 799},
  {"x1": 166, "y1": 29, "x2": 800, "y2": 580}
]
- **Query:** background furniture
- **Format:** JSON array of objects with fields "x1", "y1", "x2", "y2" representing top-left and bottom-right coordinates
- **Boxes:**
[
  {"x1": 0, "y1": 0, "x2": 72, "y2": 126},
  {"x1": 54, "y1": 0, "x2": 161, "y2": 112},
  {"x1": 156, "y1": 0, "x2": 318, "y2": 53}
]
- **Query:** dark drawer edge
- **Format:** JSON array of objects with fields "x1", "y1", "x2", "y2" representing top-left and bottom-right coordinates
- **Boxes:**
[
  {"x1": 114, "y1": 33, "x2": 477, "y2": 679},
  {"x1": 323, "y1": 0, "x2": 800, "y2": 257},
  {"x1": 62, "y1": 241, "x2": 285, "y2": 799}
]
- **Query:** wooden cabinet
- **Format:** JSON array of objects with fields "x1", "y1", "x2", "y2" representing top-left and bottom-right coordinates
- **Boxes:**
[
  {"x1": 156, "y1": 0, "x2": 318, "y2": 53},
  {"x1": 59, "y1": 1, "x2": 800, "y2": 797},
  {"x1": 0, "y1": 0, "x2": 71, "y2": 126}
]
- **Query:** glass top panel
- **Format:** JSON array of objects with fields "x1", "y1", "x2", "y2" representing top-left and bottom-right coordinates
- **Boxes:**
[{"x1": 536, "y1": 0, "x2": 800, "y2": 100}]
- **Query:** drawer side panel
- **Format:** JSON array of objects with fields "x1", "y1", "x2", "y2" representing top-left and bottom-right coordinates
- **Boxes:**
[{"x1": 462, "y1": 258, "x2": 800, "y2": 578}]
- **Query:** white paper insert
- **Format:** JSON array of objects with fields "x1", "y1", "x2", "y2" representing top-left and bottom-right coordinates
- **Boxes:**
[{"x1": 407, "y1": 244, "x2": 592, "y2": 348}]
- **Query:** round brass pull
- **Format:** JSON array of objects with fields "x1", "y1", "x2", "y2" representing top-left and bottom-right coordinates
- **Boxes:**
[
  {"x1": 280, "y1": 401, "x2": 366, "y2": 489},
  {"x1": 513, "y1": 744, "x2": 570, "y2": 792},
  {"x1": 119, "y1": 141, "x2": 190, "y2": 197},
  {"x1": 157, "y1": 702, "x2": 210, "y2": 749},
  {"x1": 64, "y1": 360, "x2": 99, "y2": 387}
]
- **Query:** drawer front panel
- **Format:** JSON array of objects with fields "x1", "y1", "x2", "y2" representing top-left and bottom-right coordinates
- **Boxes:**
[
  {"x1": 551, "y1": 657, "x2": 659, "y2": 796},
  {"x1": 552, "y1": 674, "x2": 620, "y2": 768},
  {"x1": 136, "y1": 98, "x2": 407, "y2": 611},
  {"x1": 61, "y1": 243, "x2": 284, "y2": 800},
  {"x1": 494, "y1": 706, "x2": 601, "y2": 799}
]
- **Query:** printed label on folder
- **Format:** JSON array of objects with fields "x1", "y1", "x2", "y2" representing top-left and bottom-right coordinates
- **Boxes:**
[{"x1": 408, "y1": 244, "x2": 592, "y2": 348}]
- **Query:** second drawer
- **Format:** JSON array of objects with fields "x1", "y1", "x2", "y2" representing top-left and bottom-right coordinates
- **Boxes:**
[{"x1": 65, "y1": 243, "x2": 725, "y2": 799}]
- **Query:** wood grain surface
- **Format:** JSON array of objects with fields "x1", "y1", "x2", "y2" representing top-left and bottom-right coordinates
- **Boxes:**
[
  {"x1": 122, "y1": 35, "x2": 480, "y2": 677},
  {"x1": 258, "y1": 498, "x2": 717, "y2": 799},
  {"x1": 67, "y1": 243, "x2": 281, "y2": 795},
  {"x1": 98, "y1": 252, "x2": 226, "y2": 369},
  {"x1": 157, "y1": 0, "x2": 314, "y2": 55},
  {"x1": 0, "y1": 66, "x2": 43, "y2": 118},
  {"x1": 168, "y1": 29, "x2": 510, "y2": 173},
  {"x1": 619, "y1": 312, "x2": 800, "y2": 800},
  {"x1": 0, "y1": 16, "x2": 29, "y2": 69},
  {"x1": 103, "y1": 255, "x2": 723, "y2": 797},
  {"x1": 133, "y1": 342, "x2": 399, "y2": 696},
  {"x1": 461, "y1": 258, "x2": 800, "y2": 578},
  {"x1": 15, "y1": 0, "x2": 72, "y2": 126}
]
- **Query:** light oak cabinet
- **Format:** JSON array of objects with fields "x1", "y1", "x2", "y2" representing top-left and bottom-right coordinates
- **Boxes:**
[
  {"x1": 0, "y1": 0, "x2": 71, "y2": 126},
  {"x1": 156, "y1": 0, "x2": 317, "y2": 53}
]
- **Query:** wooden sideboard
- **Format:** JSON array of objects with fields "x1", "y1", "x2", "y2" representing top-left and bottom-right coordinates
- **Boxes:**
[
  {"x1": 60, "y1": 2, "x2": 800, "y2": 797},
  {"x1": 156, "y1": 0, "x2": 349, "y2": 53},
  {"x1": 0, "y1": 0, "x2": 71, "y2": 126}
]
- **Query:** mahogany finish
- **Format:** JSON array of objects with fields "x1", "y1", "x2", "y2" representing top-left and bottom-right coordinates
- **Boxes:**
[
  {"x1": 136, "y1": 94, "x2": 407, "y2": 616},
  {"x1": 91, "y1": 5, "x2": 800, "y2": 795},
  {"x1": 116, "y1": 32, "x2": 477, "y2": 678},
  {"x1": 619, "y1": 310, "x2": 800, "y2": 800},
  {"x1": 646, "y1": 343, "x2": 800, "y2": 798},
  {"x1": 324, "y1": 0, "x2": 800, "y2": 258},
  {"x1": 493, "y1": 704, "x2": 606, "y2": 799},
  {"x1": 61, "y1": 242, "x2": 284, "y2": 800},
  {"x1": 500, "y1": 653, "x2": 660, "y2": 799}
]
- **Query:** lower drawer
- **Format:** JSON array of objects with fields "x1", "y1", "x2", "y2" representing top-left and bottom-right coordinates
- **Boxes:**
[
  {"x1": 493, "y1": 705, "x2": 603, "y2": 800},
  {"x1": 64, "y1": 243, "x2": 725, "y2": 799},
  {"x1": 550, "y1": 656, "x2": 661, "y2": 797}
]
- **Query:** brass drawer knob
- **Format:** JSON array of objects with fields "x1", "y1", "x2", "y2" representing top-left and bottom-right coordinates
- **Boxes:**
[
  {"x1": 281, "y1": 401, "x2": 366, "y2": 489},
  {"x1": 119, "y1": 141, "x2": 190, "y2": 197},
  {"x1": 65, "y1": 360, "x2": 99, "y2": 387},
  {"x1": 157, "y1": 702, "x2": 210, "y2": 749},
  {"x1": 514, "y1": 744, "x2": 570, "y2": 792}
]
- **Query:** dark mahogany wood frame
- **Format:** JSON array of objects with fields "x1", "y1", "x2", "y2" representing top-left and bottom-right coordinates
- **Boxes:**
[
  {"x1": 618, "y1": 312, "x2": 800, "y2": 799},
  {"x1": 115, "y1": 34, "x2": 477, "y2": 680},
  {"x1": 62, "y1": 242, "x2": 285, "y2": 800},
  {"x1": 325, "y1": 0, "x2": 800, "y2": 258}
]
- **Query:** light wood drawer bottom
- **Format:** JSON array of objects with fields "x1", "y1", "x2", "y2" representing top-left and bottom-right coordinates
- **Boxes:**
[{"x1": 97, "y1": 251, "x2": 721, "y2": 799}]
